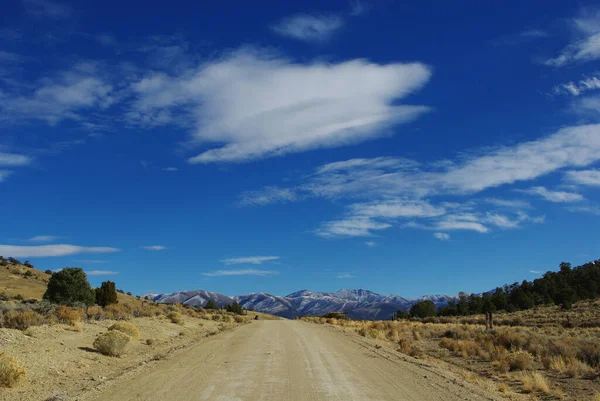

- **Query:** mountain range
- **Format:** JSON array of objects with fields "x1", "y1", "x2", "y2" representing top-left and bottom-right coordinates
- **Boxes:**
[{"x1": 148, "y1": 289, "x2": 457, "y2": 320}]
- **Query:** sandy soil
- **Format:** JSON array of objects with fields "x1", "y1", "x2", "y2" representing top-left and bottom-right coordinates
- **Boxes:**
[
  {"x1": 0, "y1": 315, "x2": 229, "y2": 401},
  {"x1": 84, "y1": 320, "x2": 509, "y2": 401}
]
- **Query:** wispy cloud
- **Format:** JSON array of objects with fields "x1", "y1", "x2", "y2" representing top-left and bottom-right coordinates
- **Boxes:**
[
  {"x1": 316, "y1": 217, "x2": 391, "y2": 237},
  {"x1": 128, "y1": 48, "x2": 432, "y2": 164},
  {"x1": 545, "y1": 9, "x2": 600, "y2": 66},
  {"x1": 337, "y1": 273, "x2": 355, "y2": 279},
  {"x1": 86, "y1": 270, "x2": 119, "y2": 276},
  {"x1": 0, "y1": 170, "x2": 12, "y2": 183},
  {"x1": 27, "y1": 235, "x2": 59, "y2": 242},
  {"x1": 243, "y1": 124, "x2": 593, "y2": 237},
  {"x1": 433, "y1": 232, "x2": 450, "y2": 241},
  {"x1": 22, "y1": 0, "x2": 72, "y2": 19},
  {"x1": 271, "y1": 14, "x2": 344, "y2": 42},
  {"x1": 554, "y1": 76, "x2": 600, "y2": 96},
  {"x1": 0, "y1": 244, "x2": 119, "y2": 257},
  {"x1": 162, "y1": 167, "x2": 179, "y2": 172},
  {"x1": 530, "y1": 270, "x2": 543, "y2": 274},
  {"x1": 0, "y1": 152, "x2": 33, "y2": 166},
  {"x1": 0, "y1": 62, "x2": 114, "y2": 125},
  {"x1": 565, "y1": 169, "x2": 600, "y2": 186},
  {"x1": 202, "y1": 269, "x2": 279, "y2": 277},
  {"x1": 519, "y1": 186, "x2": 584, "y2": 203},
  {"x1": 566, "y1": 205, "x2": 600, "y2": 215},
  {"x1": 141, "y1": 245, "x2": 167, "y2": 251},
  {"x1": 365, "y1": 241, "x2": 376, "y2": 247},
  {"x1": 220, "y1": 256, "x2": 279, "y2": 265},
  {"x1": 77, "y1": 259, "x2": 107, "y2": 264},
  {"x1": 493, "y1": 29, "x2": 550, "y2": 46}
]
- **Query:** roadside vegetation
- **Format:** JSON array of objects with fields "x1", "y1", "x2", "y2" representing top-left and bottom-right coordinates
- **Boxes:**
[
  {"x1": 304, "y1": 259, "x2": 600, "y2": 400},
  {"x1": 0, "y1": 258, "x2": 262, "y2": 398}
]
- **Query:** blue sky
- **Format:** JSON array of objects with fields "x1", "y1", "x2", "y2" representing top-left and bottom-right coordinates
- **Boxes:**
[{"x1": 1, "y1": 0, "x2": 600, "y2": 298}]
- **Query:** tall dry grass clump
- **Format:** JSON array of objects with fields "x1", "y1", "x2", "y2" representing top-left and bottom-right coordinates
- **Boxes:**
[
  {"x1": 1, "y1": 309, "x2": 45, "y2": 330},
  {"x1": 54, "y1": 305, "x2": 82, "y2": 326},
  {"x1": 109, "y1": 321, "x2": 140, "y2": 339},
  {"x1": 93, "y1": 331, "x2": 131, "y2": 356},
  {"x1": 0, "y1": 352, "x2": 26, "y2": 387},
  {"x1": 519, "y1": 372, "x2": 550, "y2": 394},
  {"x1": 167, "y1": 311, "x2": 184, "y2": 325}
]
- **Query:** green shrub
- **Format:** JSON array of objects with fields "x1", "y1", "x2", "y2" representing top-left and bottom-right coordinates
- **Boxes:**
[
  {"x1": 43, "y1": 268, "x2": 95, "y2": 306},
  {"x1": 95, "y1": 281, "x2": 118, "y2": 307}
]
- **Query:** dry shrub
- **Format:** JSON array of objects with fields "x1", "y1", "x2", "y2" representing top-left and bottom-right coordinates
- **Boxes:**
[
  {"x1": 93, "y1": 331, "x2": 131, "y2": 356},
  {"x1": 54, "y1": 306, "x2": 81, "y2": 326},
  {"x1": 519, "y1": 372, "x2": 550, "y2": 394},
  {"x1": 357, "y1": 327, "x2": 367, "y2": 337},
  {"x1": 508, "y1": 351, "x2": 534, "y2": 371},
  {"x1": 146, "y1": 339, "x2": 154, "y2": 345},
  {"x1": 497, "y1": 383, "x2": 507, "y2": 393},
  {"x1": 86, "y1": 306, "x2": 105, "y2": 321},
  {"x1": 1, "y1": 309, "x2": 45, "y2": 330},
  {"x1": 397, "y1": 338, "x2": 412, "y2": 354},
  {"x1": 104, "y1": 303, "x2": 131, "y2": 320},
  {"x1": 167, "y1": 311, "x2": 184, "y2": 325},
  {"x1": 565, "y1": 357, "x2": 595, "y2": 377},
  {"x1": 367, "y1": 328, "x2": 380, "y2": 339},
  {"x1": 109, "y1": 321, "x2": 140, "y2": 339},
  {"x1": 233, "y1": 315, "x2": 245, "y2": 323},
  {"x1": 0, "y1": 352, "x2": 26, "y2": 388}
]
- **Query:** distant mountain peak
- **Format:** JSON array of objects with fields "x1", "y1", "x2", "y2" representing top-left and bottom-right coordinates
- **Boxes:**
[{"x1": 151, "y1": 287, "x2": 456, "y2": 320}]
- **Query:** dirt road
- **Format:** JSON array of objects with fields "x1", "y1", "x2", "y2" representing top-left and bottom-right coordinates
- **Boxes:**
[{"x1": 88, "y1": 320, "x2": 502, "y2": 401}]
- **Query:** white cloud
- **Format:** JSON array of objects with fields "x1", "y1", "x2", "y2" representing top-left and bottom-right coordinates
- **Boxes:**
[
  {"x1": 554, "y1": 76, "x2": 600, "y2": 96},
  {"x1": 530, "y1": 270, "x2": 543, "y2": 274},
  {"x1": 546, "y1": 9, "x2": 600, "y2": 66},
  {"x1": 349, "y1": 199, "x2": 445, "y2": 219},
  {"x1": 565, "y1": 169, "x2": 600, "y2": 186},
  {"x1": 0, "y1": 63, "x2": 114, "y2": 125},
  {"x1": 433, "y1": 232, "x2": 450, "y2": 241},
  {"x1": 484, "y1": 198, "x2": 531, "y2": 209},
  {"x1": 0, "y1": 152, "x2": 32, "y2": 166},
  {"x1": 337, "y1": 273, "x2": 355, "y2": 279},
  {"x1": 0, "y1": 244, "x2": 119, "y2": 257},
  {"x1": 141, "y1": 245, "x2": 167, "y2": 251},
  {"x1": 365, "y1": 241, "x2": 376, "y2": 247},
  {"x1": 434, "y1": 214, "x2": 489, "y2": 233},
  {"x1": 220, "y1": 256, "x2": 279, "y2": 265},
  {"x1": 128, "y1": 49, "x2": 432, "y2": 164},
  {"x1": 202, "y1": 269, "x2": 279, "y2": 277},
  {"x1": 77, "y1": 259, "x2": 107, "y2": 264},
  {"x1": 243, "y1": 125, "x2": 600, "y2": 203},
  {"x1": 316, "y1": 217, "x2": 391, "y2": 237},
  {"x1": 519, "y1": 186, "x2": 584, "y2": 203},
  {"x1": 240, "y1": 187, "x2": 299, "y2": 206},
  {"x1": 271, "y1": 14, "x2": 344, "y2": 42},
  {"x1": 162, "y1": 167, "x2": 179, "y2": 172},
  {"x1": 23, "y1": 0, "x2": 72, "y2": 19},
  {"x1": 27, "y1": 235, "x2": 59, "y2": 242},
  {"x1": 0, "y1": 170, "x2": 12, "y2": 183},
  {"x1": 86, "y1": 270, "x2": 119, "y2": 276},
  {"x1": 566, "y1": 205, "x2": 600, "y2": 215}
]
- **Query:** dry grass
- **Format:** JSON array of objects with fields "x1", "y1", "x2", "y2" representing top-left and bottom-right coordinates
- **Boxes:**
[
  {"x1": 108, "y1": 321, "x2": 140, "y2": 339},
  {"x1": 519, "y1": 372, "x2": 550, "y2": 394},
  {"x1": 167, "y1": 311, "x2": 184, "y2": 325},
  {"x1": 93, "y1": 331, "x2": 132, "y2": 356},
  {"x1": 303, "y1": 301, "x2": 600, "y2": 400},
  {"x1": 54, "y1": 306, "x2": 82, "y2": 326},
  {"x1": 1, "y1": 309, "x2": 45, "y2": 330},
  {"x1": 0, "y1": 352, "x2": 26, "y2": 388}
]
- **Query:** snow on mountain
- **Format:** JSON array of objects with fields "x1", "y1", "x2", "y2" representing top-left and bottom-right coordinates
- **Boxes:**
[{"x1": 149, "y1": 288, "x2": 457, "y2": 320}]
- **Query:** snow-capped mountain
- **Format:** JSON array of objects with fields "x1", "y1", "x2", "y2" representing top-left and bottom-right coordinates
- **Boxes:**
[{"x1": 148, "y1": 289, "x2": 457, "y2": 320}]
